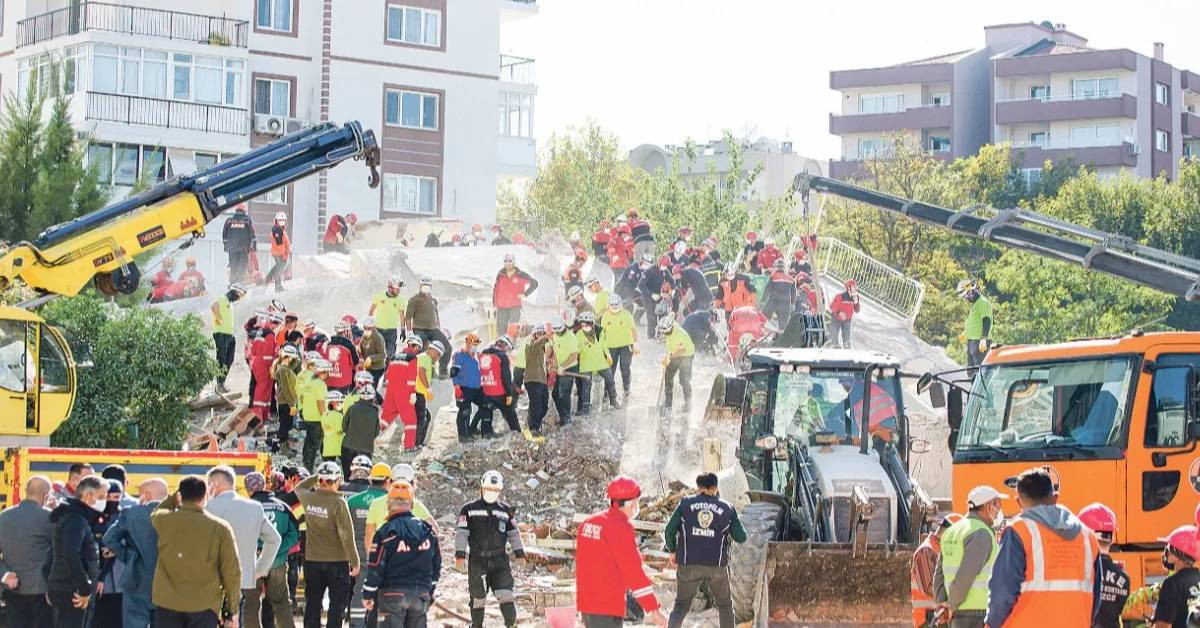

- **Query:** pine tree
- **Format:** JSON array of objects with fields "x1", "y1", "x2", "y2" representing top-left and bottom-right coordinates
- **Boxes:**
[
  {"x1": 31, "y1": 68, "x2": 82, "y2": 234},
  {"x1": 0, "y1": 81, "x2": 46, "y2": 242}
]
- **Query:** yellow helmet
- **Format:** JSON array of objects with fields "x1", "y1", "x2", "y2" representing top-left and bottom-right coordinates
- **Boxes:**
[{"x1": 369, "y1": 462, "x2": 392, "y2": 481}]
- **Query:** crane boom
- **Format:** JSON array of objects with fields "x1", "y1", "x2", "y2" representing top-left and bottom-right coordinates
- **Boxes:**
[
  {"x1": 0, "y1": 120, "x2": 380, "y2": 299},
  {"x1": 793, "y1": 172, "x2": 1200, "y2": 301}
]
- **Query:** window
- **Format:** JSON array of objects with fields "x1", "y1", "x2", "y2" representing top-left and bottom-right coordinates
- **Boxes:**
[
  {"x1": 194, "y1": 152, "x2": 220, "y2": 172},
  {"x1": 1020, "y1": 168, "x2": 1043, "y2": 186},
  {"x1": 18, "y1": 50, "x2": 81, "y2": 98},
  {"x1": 0, "y1": 320, "x2": 28, "y2": 393},
  {"x1": 226, "y1": 60, "x2": 245, "y2": 107},
  {"x1": 256, "y1": 0, "x2": 293, "y2": 33},
  {"x1": 1156, "y1": 129, "x2": 1170, "y2": 152},
  {"x1": 142, "y1": 50, "x2": 167, "y2": 99},
  {"x1": 142, "y1": 147, "x2": 167, "y2": 182},
  {"x1": 254, "y1": 78, "x2": 291, "y2": 116},
  {"x1": 385, "y1": 89, "x2": 438, "y2": 130},
  {"x1": 194, "y1": 56, "x2": 223, "y2": 104},
  {"x1": 1029, "y1": 131, "x2": 1049, "y2": 147},
  {"x1": 89, "y1": 142, "x2": 171, "y2": 186},
  {"x1": 386, "y1": 5, "x2": 441, "y2": 47},
  {"x1": 87, "y1": 144, "x2": 113, "y2": 185},
  {"x1": 929, "y1": 92, "x2": 950, "y2": 107},
  {"x1": 857, "y1": 138, "x2": 888, "y2": 159},
  {"x1": 1069, "y1": 124, "x2": 1121, "y2": 147},
  {"x1": 113, "y1": 144, "x2": 140, "y2": 186},
  {"x1": 1071, "y1": 77, "x2": 1119, "y2": 99},
  {"x1": 929, "y1": 136, "x2": 950, "y2": 153},
  {"x1": 859, "y1": 93, "x2": 903, "y2": 114},
  {"x1": 1146, "y1": 355, "x2": 1200, "y2": 447},
  {"x1": 259, "y1": 186, "x2": 287, "y2": 204},
  {"x1": 383, "y1": 173, "x2": 437, "y2": 214},
  {"x1": 499, "y1": 92, "x2": 533, "y2": 137},
  {"x1": 88, "y1": 46, "x2": 242, "y2": 106},
  {"x1": 1030, "y1": 84, "x2": 1050, "y2": 101},
  {"x1": 1156, "y1": 82, "x2": 1170, "y2": 106}
]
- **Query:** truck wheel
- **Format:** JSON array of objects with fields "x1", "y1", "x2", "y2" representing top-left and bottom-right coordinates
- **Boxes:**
[{"x1": 728, "y1": 500, "x2": 784, "y2": 624}]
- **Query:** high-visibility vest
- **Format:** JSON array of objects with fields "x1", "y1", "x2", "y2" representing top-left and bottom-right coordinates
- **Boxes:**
[
  {"x1": 911, "y1": 537, "x2": 939, "y2": 626},
  {"x1": 850, "y1": 382, "x2": 898, "y2": 435},
  {"x1": 1003, "y1": 516, "x2": 1099, "y2": 626},
  {"x1": 940, "y1": 517, "x2": 997, "y2": 611}
]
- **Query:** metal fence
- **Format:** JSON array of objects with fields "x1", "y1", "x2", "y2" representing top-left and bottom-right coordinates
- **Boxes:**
[
  {"x1": 18, "y1": 2, "x2": 249, "y2": 48},
  {"x1": 816, "y1": 236, "x2": 925, "y2": 327},
  {"x1": 500, "y1": 55, "x2": 535, "y2": 84},
  {"x1": 86, "y1": 92, "x2": 249, "y2": 136}
]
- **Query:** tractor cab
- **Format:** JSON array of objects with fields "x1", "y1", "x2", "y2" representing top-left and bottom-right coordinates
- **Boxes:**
[{"x1": 0, "y1": 306, "x2": 76, "y2": 441}]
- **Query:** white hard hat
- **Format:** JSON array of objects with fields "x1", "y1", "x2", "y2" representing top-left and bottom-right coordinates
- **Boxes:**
[
  {"x1": 391, "y1": 463, "x2": 415, "y2": 483},
  {"x1": 274, "y1": 211, "x2": 287, "y2": 222},
  {"x1": 359, "y1": 384, "x2": 376, "y2": 401},
  {"x1": 428, "y1": 340, "x2": 445, "y2": 354},
  {"x1": 280, "y1": 345, "x2": 300, "y2": 359},
  {"x1": 567, "y1": 285, "x2": 584, "y2": 299},
  {"x1": 420, "y1": 275, "x2": 433, "y2": 286},
  {"x1": 503, "y1": 253, "x2": 516, "y2": 263},
  {"x1": 315, "y1": 461, "x2": 341, "y2": 480},
  {"x1": 966, "y1": 485, "x2": 1008, "y2": 509},
  {"x1": 351, "y1": 454, "x2": 373, "y2": 470},
  {"x1": 314, "y1": 359, "x2": 332, "y2": 372},
  {"x1": 481, "y1": 470, "x2": 504, "y2": 490},
  {"x1": 354, "y1": 371, "x2": 374, "y2": 384},
  {"x1": 362, "y1": 316, "x2": 376, "y2": 328},
  {"x1": 608, "y1": 293, "x2": 623, "y2": 308},
  {"x1": 325, "y1": 390, "x2": 345, "y2": 404}
]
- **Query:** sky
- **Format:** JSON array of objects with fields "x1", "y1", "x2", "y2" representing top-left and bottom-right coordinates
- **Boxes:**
[{"x1": 502, "y1": 0, "x2": 1200, "y2": 159}]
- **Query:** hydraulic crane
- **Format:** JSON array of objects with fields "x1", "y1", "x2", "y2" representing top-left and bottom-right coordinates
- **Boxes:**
[{"x1": 0, "y1": 120, "x2": 380, "y2": 440}]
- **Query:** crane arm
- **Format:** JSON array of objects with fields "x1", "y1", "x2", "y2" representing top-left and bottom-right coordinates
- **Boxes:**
[
  {"x1": 0, "y1": 121, "x2": 381, "y2": 299},
  {"x1": 793, "y1": 172, "x2": 1200, "y2": 301}
]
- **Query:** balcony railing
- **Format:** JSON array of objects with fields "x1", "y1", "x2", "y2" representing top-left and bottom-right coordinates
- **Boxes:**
[
  {"x1": 500, "y1": 55, "x2": 535, "y2": 84},
  {"x1": 85, "y1": 92, "x2": 249, "y2": 136},
  {"x1": 18, "y1": 3, "x2": 249, "y2": 48}
]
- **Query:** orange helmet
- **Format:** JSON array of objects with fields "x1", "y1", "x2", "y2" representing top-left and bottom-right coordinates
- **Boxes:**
[
  {"x1": 464, "y1": 332, "x2": 481, "y2": 346},
  {"x1": 185, "y1": 256, "x2": 197, "y2": 267}
]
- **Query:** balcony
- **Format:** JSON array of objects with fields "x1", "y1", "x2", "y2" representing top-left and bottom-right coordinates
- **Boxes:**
[
  {"x1": 830, "y1": 150, "x2": 952, "y2": 179},
  {"x1": 829, "y1": 104, "x2": 952, "y2": 134},
  {"x1": 830, "y1": 63, "x2": 953, "y2": 90},
  {"x1": 85, "y1": 92, "x2": 249, "y2": 136},
  {"x1": 1184, "y1": 111, "x2": 1200, "y2": 138},
  {"x1": 499, "y1": 0, "x2": 538, "y2": 20},
  {"x1": 995, "y1": 93, "x2": 1136, "y2": 124},
  {"x1": 499, "y1": 55, "x2": 535, "y2": 85},
  {"x1": 1009, "y1": 140, "x2": 1137, "y2": 169},
  {"x1": 994, "y1": 49, "x2": 1137, "y2": 77},
  {"x1": 18, "y1": 3, "x2": 249, "y2": 49}
]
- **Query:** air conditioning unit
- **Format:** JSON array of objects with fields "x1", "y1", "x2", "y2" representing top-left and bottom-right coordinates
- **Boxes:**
[{"x1": 254, "y1": 113, "x2": 308, "y2": 136}]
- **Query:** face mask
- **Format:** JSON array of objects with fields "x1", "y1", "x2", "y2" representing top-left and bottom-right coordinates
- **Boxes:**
[
  {"x1": 482, "y1": 490, "x2": 500, "y2": 504},
  {"x1": 89, "y1": 499, "x2": 106, "y2": 513},
  {"x1": 1163, "y1": 552, "x2": 1176, "y2": 572},
  {"x1": 582, "y1": 324, "x2": 593, "y2": 333},
  {"x1": 421, "y1": 286, "x2": 432, "y2": 295},
  {"x1": 991, "y1": 507, "x2": 1005, "y2": 530}
]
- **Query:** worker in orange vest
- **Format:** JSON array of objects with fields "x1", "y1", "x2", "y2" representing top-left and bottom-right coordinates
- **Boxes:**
[
  {"x1": 911, "y1": 513, "x2": 961, "y2": 626},
  {"x1": 985, "y1": 467, "x2": 1101, "y2": 627}
]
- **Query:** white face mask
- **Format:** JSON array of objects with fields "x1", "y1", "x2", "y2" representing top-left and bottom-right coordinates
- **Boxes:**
[
  {"x1": 630, "y1": 501, "x2": 641, "y2": 520},
  {"x1": 89, "y1": 498, "x2": 106, "y2": 513},
  {"x1": 482, "y1": 490, "x2": 500, "y2": 504},
  {"x1": 992, "y1": 506, "x2": 1005, "y2": 529},
  {"x1": 420, "y1": 286, "x2": 432, "y2": 295}
]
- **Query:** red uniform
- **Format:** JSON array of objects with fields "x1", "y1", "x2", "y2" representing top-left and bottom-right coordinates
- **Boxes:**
[
  {"x1": 479, "y1": 352, "x2": 507, "y2": 397},
  {"x1": 606, "y1": 237, "x2": 630, "y2": 271},
  {"x1": 493, "y1": 269, "x2": 535, "y2": 309},
  {"x1": 756, "y1": 245, "x2": 782, "y2": 272},
  {"x1": 249, "y1": 333, "x2": 277, "y2": 421},
  {"x1": 727, "y1": 306, "x2": 768, "y2": 362},
  {"x1": 830, "y1": 292, "x2": 861, "y2": 322},
  {"x1": 178, "y1": 269, "x2": 205, "y2": 293},
  {"x1": 575, "y1": 506, "x2": 660, "y2": 618},
  {"x1": 151, "y1": 269, "x2": 173, "y2": 290},
  {"x1": 380, "y1": 356, "x2": 419, "y2": 448},
  {"x1": 798, "y1": 284, "x2": 819, "y2": 313},
  {"x1": 325, "y1": 342, "x2": 355, "y2": 389}
]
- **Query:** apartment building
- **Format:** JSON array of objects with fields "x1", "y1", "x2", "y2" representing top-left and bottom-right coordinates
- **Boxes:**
[
  {"x1": 629, "y1": 137, "x2": 825, "y2": 206},
  {"x1": 0, "y1": 0, "x2": 538, "y2": 268},
  {"x1": 829, "y1": 22, "x2": 1197, "y2": 182}
]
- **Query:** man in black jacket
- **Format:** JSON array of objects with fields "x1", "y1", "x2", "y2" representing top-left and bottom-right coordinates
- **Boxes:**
[
  {"x1": 47, "y1": 475, "x2": 106, "y2": 628},
  {"x1": 639, "y1": 257, "x2": 675, "y2": 339},
  {"x1": 363, "y1": 481, "x2": 440, "y2": 627},
  {"x1": 221, "y1": 204, "x2": 256, "y2": 283}
]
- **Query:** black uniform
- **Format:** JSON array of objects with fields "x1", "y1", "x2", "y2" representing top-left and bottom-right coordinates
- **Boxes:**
[
  {"x1": 455, "y1": 499, "x2": 525, "y2": 628},
  {"x1": 742, "y1": 241, "x2": 765, "y2": 273},
  {"x1": 638, "y1": 266, "x2": 675, "y2": 338},
  {"x1": 222, "y1": 210, "x2": 256, "y2": 283},
  {"x1": 616, "y1": 265, "x2": 645, "y2": 317},
  {"x1": 663, "y1": 494, "x2": 747, "y2": 628},
  {"x1": 679, "y1": 267, "x2": 713, "y2": 314},
  {"x1": 761, "y1": 272, "x2": 796, "y2": 329},
  {"x1": 1093, "y1": 553, "x2": 1129, "y2": 628},
  {"x1": 363, "y1": 511, "x2": 440, "y2": 627}
]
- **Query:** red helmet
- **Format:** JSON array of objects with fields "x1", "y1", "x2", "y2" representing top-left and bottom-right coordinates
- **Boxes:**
[
  {"x1": 659, "y1": 255, "x2": 671, "y2": 268},
  {"x1": 1161, "y1": 525, "x2": 1200, "y2": 561},
  {"x1": 346, "y1": 213, "x2": 358, "y2": 224},
  {"x1": 599, "y1": 219, "x2": 611, "y2": 229},
  {"x1": 793, "y1": 249, "x2": 807, "y2": 261},
  {"x1": 1078, "y1": 503, "x2": 1117, "y2": 534},
  {"x1": 606, "y1": 475, "x2": 642, "y2": 501},
  {"x1": 341, "y1": 314, "x2": 358, "y2": 325},
  {"x1": 745, "y1": 231, "x2": 758, "y2": 241},
  {"x1": 678, "y1": 227, "x2": 693, "y2": 239},
  {"x1": 845, "y1": 279, "x2": 858, "y2": 288},
  {"x1": 512, "y1": 233, "x2": 527, "y2": 245}
]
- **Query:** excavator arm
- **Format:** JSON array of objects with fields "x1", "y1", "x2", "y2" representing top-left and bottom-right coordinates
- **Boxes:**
[
  {"x1": 793, "y1": 172, "x2": 1200, "y2": 301},
  {"x1": 0, "y1": 120, "x2": 381, "y2": 299}
]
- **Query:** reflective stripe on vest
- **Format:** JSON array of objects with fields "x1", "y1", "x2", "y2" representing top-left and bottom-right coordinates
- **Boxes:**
[
  {"x1": 939, "y1": 517, "x2": 997, "y2": 611},
  {"x1": 1016, "y1": 518, "x2": 1094, "y2": 593},
  {"x1": 851, "y1": 383, "x2": 898, "y2": 428}
]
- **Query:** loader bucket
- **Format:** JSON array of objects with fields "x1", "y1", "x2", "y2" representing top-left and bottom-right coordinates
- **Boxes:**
[{"x1": 761, "y1": 541, "x2": 915, "y2": 625}]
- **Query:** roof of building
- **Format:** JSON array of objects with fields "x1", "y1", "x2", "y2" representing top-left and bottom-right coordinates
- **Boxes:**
[
  {"x1": 893, "y1": 48, "x2": 976, "y2": 67},
  {"x1": 1012, "y1": 38, "x2": 1095, "y2": 57}
]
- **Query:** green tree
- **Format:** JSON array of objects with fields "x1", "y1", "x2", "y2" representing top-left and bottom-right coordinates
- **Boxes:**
[
  {"x1": 42, "y1": 296, "x2": 217, "y2": 449},
  {"x1": 0, "y1": 83, "x2": 46, "y2": 242}
]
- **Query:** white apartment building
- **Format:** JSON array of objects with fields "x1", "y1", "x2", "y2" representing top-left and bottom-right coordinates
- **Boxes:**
[{"x1": 0, "y1": 0, "x2": 538, "y2": 272}]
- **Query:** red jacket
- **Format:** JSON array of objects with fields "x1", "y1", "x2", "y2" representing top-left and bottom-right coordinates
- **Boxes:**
[
  {"x1": 756, "y1": 246, "x2": 782, "y2": 271},
  {"x1": 325, "y1": 342, "x2": 355, "y2": 389},
  {"x1": 323, "y1": 215, "x2": 347, "y2": 245},
  {"x1": 830, "y1": 292, "x2": 861, "y2": 322},
  {"x1": 606, "y1": 237, "x2": 630, "y2": 270},
  {"x1": 575, "y1": 506, "x2": 660, "y2": 617},
  {"x1": 493, "y1": 268, "x2": 537, "y2": 309},
  {"x1": 152, "y1": 269, "x2": 173, "y2": 290},
  {"x1": 380, "y1": 358, "x2": 418, "y2": 427}
]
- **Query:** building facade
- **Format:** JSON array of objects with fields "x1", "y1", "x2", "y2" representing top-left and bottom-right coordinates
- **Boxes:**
[
  {"x1": 1, "y1": 0, "x2": 537, "y2": 263},
  {"x1": 829, "y1": 22, "x2": 1198, "y2": 182}
]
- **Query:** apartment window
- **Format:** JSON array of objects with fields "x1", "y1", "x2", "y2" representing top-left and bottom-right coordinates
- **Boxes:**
[
  {"x1": 1185, "y1": 141, "x2": 1200, "y2": 159},
  {"x1": 90, "y1": 46, "x2": 242, "y2": 106},
  {"x1": 254, "y1": 78, "x2": 292, "y2": 116},
  {"x1": 383, "y1": 173, "x2": 437, "y2": 214},
  {"x1": 858, "y1": 138, "x2": 888, "y2": 159},
  {"x1": 1029, "y1": 131, "x2": 1049, "y2": 147},
  {"x1": 1156, "y1": 129, "x2": 1170, "y2": 152},
  {"x1": 1030, "y1": 85, "x2": 1050, "y2": 101},
  {"x1": 385, "y1": 89, "x2": 438, "y2": 130},
  {"x1": 386, "y1": 5, "x2": 441, "y2": 47},
  {"x1": 499, "y1": 92, "x2": 533, "y2": 138},
  {"x1": 1069, "y1": 124, "x2": 1121, "y2": 147},
  {"x1": 256, "y1": 0, "x2": 293, "y2": 33},
  {"x1": 18, "y1": 48, "x2": 84, "y2": 98},
  {"x1": 929, "y1": 136, "x2": 950, "y2": 153},
  {"x1": 1156, "y1": 82, "x2": 1170, "y2": 106},
  {"x1": 194, "y1": 152, "x2": 220, "y2": 172},
  {"x1": 86, "y1": 144, "x2": 113, "y2": 185},
  {"x1": 1071, "y1": 77, "x2": 1119, "y2": 100},
  {"x1": 929, "y1": 92, "x2": 950, "y2": 107},
  {"x1": 89, "y1": 142, "x2": 170, "y2": 186},
  {"x1": 259, "y1": 186, "x2": 287, "y2": 205},
  {"x1": 1020, "y1": 168, "x2": 1042, "y2": 186},
  {"x1": 859, "y1": 93, "x2": 903, "y2": 114}
]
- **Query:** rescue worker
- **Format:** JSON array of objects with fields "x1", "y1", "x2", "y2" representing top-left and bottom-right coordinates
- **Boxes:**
[
  {"x1": 250, "y1": 315, "x2": 281, "y2": 425},
  {"x1": 606, "y1": 227, "x2": 632, "y2": 279},
  {"x1": 347, "y1": 463, "x2": 390, "y2": 627},
  {"x1": 364, "y1": 464, "x2": 439, "y2": 561},
  {"x1": 577, "y1": 312, "x2": 618, "y2": 412},
  {"x1": 1077, "y1": 503, "x2": 1128, "y2": 628},
  {"x1": 416, "y1": 340, "x2": 443, "y2": 446},
  {"x1": 714, "y1": 264, "x2": 755, "y2": 313},
  {"x1": 958, "y1": 280, "x2": 993, "y2": 368},
  {"x1": 985, "y1": 468, "x2": 1101, "y2": 627},
  {"x1": 363, "y1": 481, "x2": 441, "y2": 628},
  {"x1": 493, "y1": 253, "x2": 539, "y2": 335},
  {"x1": 639, "y1": 256, "x2": 675, "y2": 338},
  {"x1": 272, "y1": 344, "x2": 301, "y2": 452},
  {"x1": 222, "y1": 204, "x2": 255, "y2": 283},
  {"x1": 479, "y1": 336, "x2": 521, "y2": 435},
  {"x1": 178, "y1": 257, "x2": 206, "y2": 295},
  {"x1": 742, "y1": 231, "x2": 764, "y2": 274},
  {"x1": 451, "y1": 333, "x2": 488, "y2": 441},
  {"x1": 326, "y1": 321, "x2": 360, "y2": 393},
  {"x1": 211, "y1": 282, "x2": 246, "y2": 392},
  {"x1": 341, "y1": 386, "x2": 380, "y2": 476},
  {"x1": 617, "y1": 255, "x2": 649, "y2": 317},
  {"x1": 567, "y1": 285, "x2": 592, "y2": 317},
  {"x1": 789, "y1": 248, "x2": 812, "y2": 277},
  {"x1": 1151, "y1": 525, "x2": 1200, "y2": 628},
  {"x1": 663, "y1": 472, "x2": 746, "y2": 628},
  {"x1": 522, "y1": 325, "x2": 552, "y2": 434},
  {"x1": 575, "y1": 476, "x2": 666, "y2": 627},
  {"x1": 321, "y1": 391, "x2": 347, "y2": 465},
  {"x1": 659, "y1": 315, "x2": 695, "y2": 416},
  {"x1": 628, "y1": 209, "x2": 655, "y2": 262},
  {"x1": 551, "y1": 317, "x2": 581, "y2": 425},
  {"x1": 592, "y1": 220, "x2": 612, "y2": 262},
  {"x1": 323, "y1": 213, "x2": 350, "y2": 253},
  {"x1": 295, "y1": 462, "x2": 361, "y2": 628},
  {"x1": 678, "y1": 260, "x2": 713, "y2": 314},
  {"x1": 242, "y1": 472, "x2": 298, "y2": 628},
  {"x1": 380, "y1": 344, "x2": 420, "y2": 450},
  {"x1": 934, "y1": 486, "x2": 1004, "y2": 628},
  {"x1": 761, "y1": 259, "x2": 796, "y2": 330},
  {"x1": 755, "y1": 237, "x2": 782, "y2": 273},
  {"x1": 406, "y1": 276, "x2": 452, "y2": 378},
  {"x1": 455, "y1": 471, "x2": 525, "y2": 628},
  {"x1": 599, "y1": 294, "x2": 637, "y2": 397},
  {"x1": 828, "y1": 279, "x2": 860, "y2": 349},
  {"x1": 586, "y1": 276, "x2": 609, "y2": 312},
  {"x1": 150, "y1": 256, "x2": 175, "y2": 293},
  {"x1": 563, "y1": 258, "x2": 585, "y2": 297},
  {"x1": 369, "y1": 278, "x2": 407, "y2": 359},
  {"x1": 264, "y1": 211, "x2": 291, "y2": 292},
  {"x1": 491, "y1": 224, "x2": 512, "y2": 245},
  {"x1": 360, "y1": 317, "x2": 388, "y2": 387},
  {"x1": 299, "y1": 358, "x2": 331, "y2": 469},
  {"x1": 681, "y1": 308, "x2": 721, "y2": 355},
  {"x1": 911, "y1": 513, "x2": 962, "y2": 627}
]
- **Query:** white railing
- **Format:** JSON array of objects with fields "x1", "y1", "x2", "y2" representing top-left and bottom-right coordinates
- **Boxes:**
[
  {"x1": 1009, "y1": 136, "x2": 1136, "y2": 150},
  {"x1": 839, "y1": 102, "x2": 951, "y2": 117},
  {"x1": 816, "y1": 236, "x2": 925, "y2": 327},
  {"x1": 995, "y1": 91, "x2": 1133, "y2": 103}
]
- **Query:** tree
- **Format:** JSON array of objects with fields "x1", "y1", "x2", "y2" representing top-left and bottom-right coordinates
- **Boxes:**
[{"x1": 41, "y1": 296, "x2": 217, "y2": 449}]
